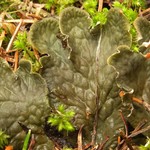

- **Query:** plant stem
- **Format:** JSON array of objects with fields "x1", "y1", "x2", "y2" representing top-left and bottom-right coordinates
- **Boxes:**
[
  {"x1": 78, "y1": 125, "x2": 84, "y2": 150},
  {"x1": 14, "y1": 50, "x2": 19, "y2": 72},
  {"x1": 3, "y1": 19, "x2": 35, "y2": 23},
  {"x1": 98, "y1": 0, "x2": 103, "y2": 12},
  {"x1": 22, "y1": 129, "x2": 31, "y2": 150},
  {"x1": 119, "y1": 110, "x2": 128, "y2": 136}
]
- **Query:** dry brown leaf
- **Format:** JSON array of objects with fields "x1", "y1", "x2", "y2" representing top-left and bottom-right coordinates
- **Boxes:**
[{"x1": 2, "y1": 23, "x2": 16, "y2": 35}]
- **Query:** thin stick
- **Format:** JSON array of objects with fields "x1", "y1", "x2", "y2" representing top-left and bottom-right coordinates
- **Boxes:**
[
  {"x1": 78, "y1": 125, "x2": 84, "y2": 150},
  {"x1": 132, "y1": 97, "x2": 150, "y2": 112},
  {"x1": 6, "y1": 49, "x2": 17, "y2": 53},
  {"x1": 132, "y1": 97, "x2": 143, "y2": 104},
  {"x1": 14, "y1": 50, "x2": 19, "y2": 72},
  {"x1": 131, "y1": 120, "x2": 147, "y2": 133},
  {"x1": 143, "y1": 101, "x2": 150, "y2": 112},
  {"x1": 140, "y1": 8, "x2": 150, "y2": 16},
  {"x1": 28, "y1": 134, "x2": 36, "y2": 150},
  {"x1": 33, "y1": 48, "x2": 40, "y2": 60},
  {"x1": 82, "y1": 143, "x2": 92, "y2": 150},
  {"x1": 118, "y1": 122, "x2": 150, "y2": 149},
  {"x1": 117, "y1": 136, "x2": 121, "y2": 144},
  {"x1": 119, "y1": 110, "x2": 128, "y2": 136},
  {"x1": 98, "y1": 0, "x2": 103, "y2": 12},
  {"x1": 97, "y1": 136, "x2": 109, "y2": 150},
  {"x1": 2, "y1": 19, "x2": 34, "y2": 24},
  {"x1": 128, "y1": 125, "x2": 150, "y2": 138},
  {"x1": 6, "y1": 19, "x2": 23, "y2": 52},
  {"x1": 120, "y1": 134, "x2": 134, "y2": 150}
]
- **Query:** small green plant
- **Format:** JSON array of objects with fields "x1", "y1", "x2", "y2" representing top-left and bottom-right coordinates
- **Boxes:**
[
  {"x1": 112, "y1": 0, "x2": 146, "y2": 51},
  {"x1": 13, "y1": 31, "x2": 41, "y2": 72},
  {"x1": 83, "y1": 0, "x2": 109, "y2": 26},
  {"x1": 0, "y1": 129, "x2": 9, "y2": 149},
  {"x1": 48, "y1": 105, "x2": 75, "y2": 132},
  {"x1": 13, "y1": 31, "x2": 29, "y2": 51},
  {"x1": 83, "y1": 0, "x2": 97, "y2": 16},
  {"x1": 139, "y1": 138, "x2": 150, "y2": 150},
  {"x1": 113, "y1": 1, "x2": 138, "y2": 22},
  {"x1": 83, "y1": 0, "x2": 146, "y2": 50}
]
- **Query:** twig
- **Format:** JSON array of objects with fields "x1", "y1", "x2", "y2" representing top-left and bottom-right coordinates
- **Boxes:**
[
  {"x1": 117, "y1": 121, "x2": 150, "y2": 149},
  {"x1": 78, "y1": 125, "x2": 84, "y2": 150},
  {"x1": 28, "y1": 134, "x2": 36, "y2": 150},
  {"x1": 83, "y1": 143, "x2": 92, "y2": 150},
  {"x1": 6, "y1": 49, "x2": 17, "y2": 53},
  {"x1": 14, "y1": 50, "x2": 19, "y2": 72},
  {"x1": 6, "y1": 19, "x2": 23, "y2": 52},
  {"x1": 120, "y1": 132, "x2": 134, "y2": 150},
  {"x1": 97, "y1": 136, "x2": 109, "y2": 150},
  {"x1": 131, "y1": 120, "x2": 147, "y2": 133},
  {"x1": 119, "y1": 110, "x2": 128, "y2": 136},
  {"x1": 117, "y1": 136, "x2": 121, "y2": 144},
  {"x1": 128, "y1": 124, "x2": 150, "y2": 138},
  {"x1": 98, "y1": 0, "x2": 103, "y2": 12},
  {"x1": 117, "y1": 130, "x2": 125, "y2": 149},
  {"x1": 2, "y1": 19, "x2": 34, "y2": 23},
  {"x1": 143, "y1": 101, "x2": 150, "y2": 112},
  {"x1": 33, "y1": 48, "x2": 40, "y2": 60},
  {"x1": 132, "y1": 97, "x2": 143, "y2": 104},
  {"x1": 140, "y1": 8, "x2": 150, "y2": 16},
  {"x1": 132, "y1": 97, "x2": 150, "y2": 112},
  {"x1": 51, "y1": 6, "x2": 55, "y2": 15}
]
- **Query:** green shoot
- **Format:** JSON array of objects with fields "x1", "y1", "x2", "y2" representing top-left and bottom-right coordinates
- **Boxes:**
[
  {"x1": 22, "y1": 129, "x2": 31, "y2": 150},
  {"x1": 13, "y1": 31, "x2": 41, "y2": 72},
  {"x1": 13, "y1": 31, "x2": 29, "y2": 51},
  {"x1": 48, "y1": 105, "x2": 75, "y2": 132},
  {"x1": 0, "y1": 129, "x2": 9, "y2": 149}
]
